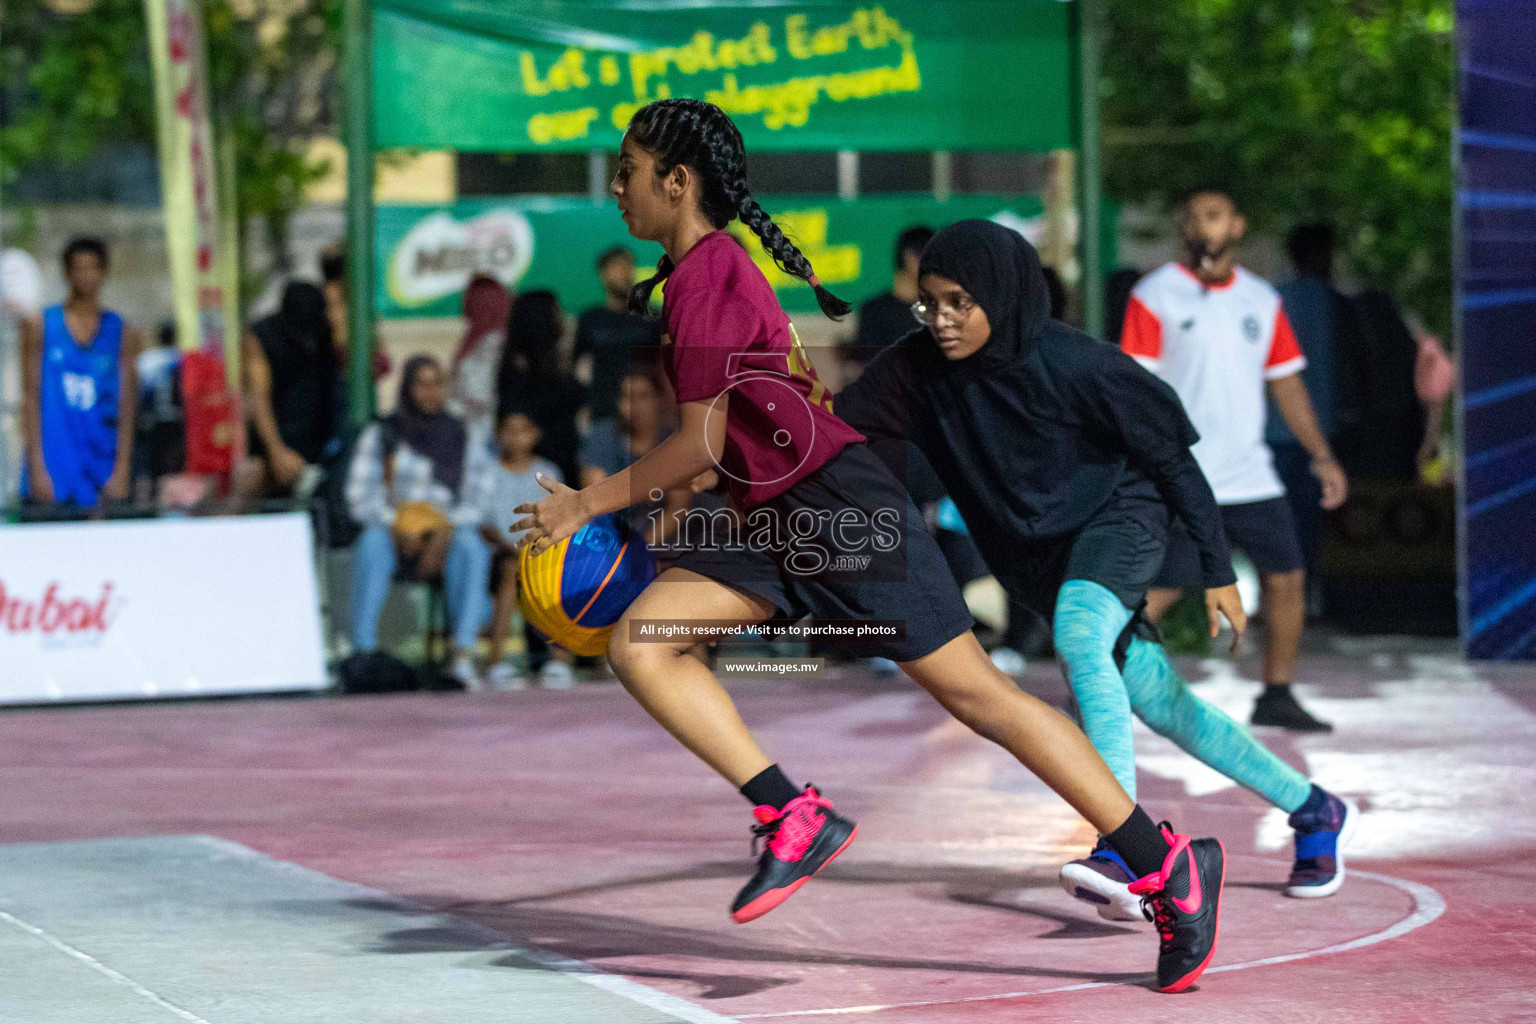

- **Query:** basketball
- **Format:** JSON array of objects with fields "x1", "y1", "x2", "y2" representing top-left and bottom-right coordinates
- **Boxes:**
[{"x1": 518, "y1": 513, "x2": 658, "y2": 656}]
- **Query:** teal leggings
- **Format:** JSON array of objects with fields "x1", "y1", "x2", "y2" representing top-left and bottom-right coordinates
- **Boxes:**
[{"x1": 1053, "y1": 579, "x2": 1311, "y2": 813}]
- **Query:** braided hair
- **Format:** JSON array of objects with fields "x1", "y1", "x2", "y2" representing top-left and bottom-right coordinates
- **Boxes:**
[{"x1": 623, "y1": 98, "x2": 851, "y2": 320}]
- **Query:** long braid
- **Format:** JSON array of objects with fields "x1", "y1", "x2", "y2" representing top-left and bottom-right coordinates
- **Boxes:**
[
  {"x1": 623, "y1": 98, "x2": 850, "y2": 320},
  {"x1": 627, "y1": 254, "x2": 673, "y2": 316}
]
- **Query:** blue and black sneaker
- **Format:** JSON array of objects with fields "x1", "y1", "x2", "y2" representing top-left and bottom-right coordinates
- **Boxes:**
[
  {"x1": 1286, "y1": 784, "x2": 1358, "y2": 898},
  {"x1": 1060, "y1": 837, "x2": 1143, "y2": 921}
]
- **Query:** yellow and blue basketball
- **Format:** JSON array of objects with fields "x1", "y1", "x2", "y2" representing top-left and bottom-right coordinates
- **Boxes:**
[{"x1": 518, "y1": 514, "x2": 658, "y2": 657}]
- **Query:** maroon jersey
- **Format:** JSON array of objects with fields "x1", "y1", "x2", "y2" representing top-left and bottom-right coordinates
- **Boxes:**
[{"x1": 662, "y1": 231, "x2": 863, "y2": 507}]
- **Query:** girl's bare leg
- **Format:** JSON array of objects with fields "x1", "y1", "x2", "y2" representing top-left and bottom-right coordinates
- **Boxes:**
[
  {"x1": 899, "y1": 630, "x2": 1137, "y2": 834},
  {"x1": 607, "y1": 568, "x2": 776, "y2": 786}
]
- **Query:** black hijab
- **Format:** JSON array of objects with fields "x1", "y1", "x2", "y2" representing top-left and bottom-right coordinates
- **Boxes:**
[
  {"x1": 913, "y1": 219, "x2": 1051, "y2": 374},
  {"x1": 388, "y1": 355, "x2": 467, "y2": 495}
]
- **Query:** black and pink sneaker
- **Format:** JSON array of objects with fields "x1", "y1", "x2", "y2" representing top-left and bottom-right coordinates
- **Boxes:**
[
  {"x1": 1127, "y1": 825, "x2": 1226, "y2": 993},
  {"x1": 730, "y1": 786, "x2": 857, "y2": 924}
]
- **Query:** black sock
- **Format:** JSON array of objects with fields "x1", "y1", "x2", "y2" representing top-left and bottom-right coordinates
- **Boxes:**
[
  {"x1": 740, "y1": 765, "x2": 802, "y2": 810},
  {"x1": 1263, "y1": 683, "x2": 1292, "y2": 695},
  {"x1": 1105, "y1": 805, "x2": 1174, "y2": 879}
]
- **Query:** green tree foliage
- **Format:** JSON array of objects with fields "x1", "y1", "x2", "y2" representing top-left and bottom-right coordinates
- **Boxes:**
[
  {"x1": 1101, "y1": 0, "x2": 1454, "y2": 333},
  {"x1": 0, "y1": 0, "x2": 339, "y2": 276}
]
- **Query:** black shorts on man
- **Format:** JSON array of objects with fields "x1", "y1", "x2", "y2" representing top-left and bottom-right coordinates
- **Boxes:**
[{"x1": 1155, "y1": 496, "x2": 1304, "y2": 590}]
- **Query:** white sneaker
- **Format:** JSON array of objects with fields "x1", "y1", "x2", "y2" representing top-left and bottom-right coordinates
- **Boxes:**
[
  {"x1": 990, "y1": 646, "x2": 1026, "y2": 675},
  {"x1": 539, "y1": 660, "x2": 576, "y2": 690},
  {"x1": 487, "y1": 662, "x2": 528, "y2": 692},
  {"x1": 451, "y1": 655, "x2": 484, "y2": 693}
]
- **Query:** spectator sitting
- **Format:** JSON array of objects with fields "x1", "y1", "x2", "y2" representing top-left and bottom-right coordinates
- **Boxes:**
[
  {"x1": 573, "y1": 246, "x2": 662, "y2": 420},
  {"x1": 580, "y1": 367, "x2": 689, "y2": 548},
  {"x1": 476, "y1": 409, "x2": 575, "y2": 691},
  {"x1": 239, "y1": 281, "x2": 341, "y2": 499},
  {"x1": 450, "y1": 275, "x2": 513, "y2": 435},
  {"x1": 20, "y1": 236, "x2": 142, "y2": 510},
  {"x1": 496, "y1": 289, "x2": 587, "y2": 486},
  {"x1": 346, "y1": 355, "x2": 492, "y2": 691}
]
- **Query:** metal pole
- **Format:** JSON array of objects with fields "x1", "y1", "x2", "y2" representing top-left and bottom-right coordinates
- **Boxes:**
[
  {"x1": 343, "y1": 0, "x2": 376, "y2": 428},
  {"x1": 837, "y1": 150, "x2": 859, "y2": 202},
  {"x1": 932, "y1": 150, "x2": 952, "y2": 203},
  {"x1": 1077, "y1": 0, "x2": 1106, "y2": 339},
  {"x1": 588, "y1": 148, "x2": 607, "y2": 205}
]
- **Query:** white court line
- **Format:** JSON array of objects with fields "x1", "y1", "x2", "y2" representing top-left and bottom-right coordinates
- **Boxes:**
[
  {"x1": 191, "y1": 835, "x2": 742, "y2": 1024},
  {"x1": 0, "y1": 908, "x2": 214, "y2": 1024},
  {"x1": 734, "y1": 868, "x2": 1445, "y2": 1019}
]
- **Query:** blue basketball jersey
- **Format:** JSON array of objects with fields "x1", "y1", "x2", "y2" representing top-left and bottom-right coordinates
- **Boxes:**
[{"x1": 29, "y1": 304, "x2": 124, "y2": 506}]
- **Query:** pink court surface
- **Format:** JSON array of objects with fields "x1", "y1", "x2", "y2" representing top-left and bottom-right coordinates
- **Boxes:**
[{"x1": 3, "y1": 647, "x2": 1535, "y2": 1022}]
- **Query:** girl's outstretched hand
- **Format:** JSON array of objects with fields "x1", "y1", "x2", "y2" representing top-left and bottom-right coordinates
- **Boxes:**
[
  {"x1": 512, "y1": 474, "x2": 590, "y2": 555},
  {"x1": 1205, "y1": 583, "x2": 1247, "y2": 656}
]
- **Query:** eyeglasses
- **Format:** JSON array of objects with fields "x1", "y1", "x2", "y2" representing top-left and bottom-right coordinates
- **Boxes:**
[{"x1": 911, "y1": 294, "x2": 977, "y2": 328}]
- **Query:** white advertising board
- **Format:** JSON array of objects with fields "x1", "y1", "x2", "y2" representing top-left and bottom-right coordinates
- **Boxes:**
[{"x1": 0, "y1": 513, "x2": 327, "y2": 703}]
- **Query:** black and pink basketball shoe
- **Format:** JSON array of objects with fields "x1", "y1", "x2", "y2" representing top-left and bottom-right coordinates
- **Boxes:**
[
  {"x1": 1127, "y1": 825, "x2": 1226, "y2": 993},
  {"x1": 730, "y1": 786, "x2": 857, "y2": 924}
]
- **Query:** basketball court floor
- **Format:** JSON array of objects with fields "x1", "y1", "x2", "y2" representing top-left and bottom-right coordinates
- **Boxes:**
[{"x1": 2, "y1": 646, "x2": 1532, "y2": 1022}]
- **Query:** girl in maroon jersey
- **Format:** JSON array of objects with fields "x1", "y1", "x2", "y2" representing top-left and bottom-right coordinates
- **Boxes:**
[{"x1": 515, "y1": 99, "x2": 1224, "y2": 991}]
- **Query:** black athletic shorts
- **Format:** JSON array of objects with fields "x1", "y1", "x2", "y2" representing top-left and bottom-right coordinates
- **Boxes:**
[
  {"x1": 672, "y1": 443, "x2": 976, "y2": 663},
  {"x1": 1155, "y1": 495, "x2": 1304, "y2": 589},
  {"x1": 999, "y1": 492, "x2": 1170, "y2": 626}
]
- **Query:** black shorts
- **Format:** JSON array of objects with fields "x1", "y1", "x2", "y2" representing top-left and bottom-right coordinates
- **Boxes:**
[
  {"x1": 1155, "y1": 496, "x2": 1304, "y2": 589},
  {"x1": 672, "y1": 443, "x2": 976, "y2": 663},
  {"x1": 999, "y1": 493, "x2": 1170, "y2": 626}
]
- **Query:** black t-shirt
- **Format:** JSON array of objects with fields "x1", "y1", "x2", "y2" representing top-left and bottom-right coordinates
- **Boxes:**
[{"x1": 575, "y1": 306, "x2": 662, "y2": 419}]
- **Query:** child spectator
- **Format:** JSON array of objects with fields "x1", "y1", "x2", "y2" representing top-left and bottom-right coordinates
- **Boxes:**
[{"x1": 476, "y1": 409, "x2": 573, "y2": 690}]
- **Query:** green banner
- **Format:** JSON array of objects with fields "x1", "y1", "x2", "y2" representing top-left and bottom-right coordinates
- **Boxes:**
[
  {"x1": 375, "y1": 194, "x2": 1056, "y2": 320},
  {"x1": 373, "y1": 1, "x2": 1074, "y2": 152}
]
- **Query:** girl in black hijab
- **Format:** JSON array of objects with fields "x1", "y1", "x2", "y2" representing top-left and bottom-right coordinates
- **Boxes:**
[
  {"x1": 389, "y1": 354, "x2": 467, "y2": 496},
  {"x1": 837, "y1": 221, "x2": 1353, "y2": 966}
]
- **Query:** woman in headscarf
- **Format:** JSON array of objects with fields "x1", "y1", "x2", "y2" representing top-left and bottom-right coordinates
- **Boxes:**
[
  {"x1": 495, "y1": 289, "x2": 587, "y2": 486},
  {"x1": 450, "y1": 275, "x2": 513, "y2": 435},
  {"x1": 241, "y1": 280, "x2": 341, "y2": 495},
  {"x1": 834, "y1": 219, "x2": 1353, "y2": 922},
  {"x1": 346, "y1": 354, "x2": 493, "y2": 690}
]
